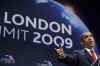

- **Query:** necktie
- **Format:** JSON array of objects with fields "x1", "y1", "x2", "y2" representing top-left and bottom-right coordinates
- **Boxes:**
[{"x1": 90, "y1": 49, "x2": 96, "y2": 62}]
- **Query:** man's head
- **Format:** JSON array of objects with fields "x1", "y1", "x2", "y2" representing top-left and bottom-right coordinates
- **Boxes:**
[{"x1": 80, "y1": 32, "x2": 95, "y2": 49}]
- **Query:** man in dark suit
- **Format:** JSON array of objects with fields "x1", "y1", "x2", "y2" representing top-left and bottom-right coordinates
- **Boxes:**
[{"x1": 55, "y1": 32, "x2": 100, "y2": 66}]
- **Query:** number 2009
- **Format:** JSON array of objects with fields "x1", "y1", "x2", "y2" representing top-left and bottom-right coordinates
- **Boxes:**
[{"x1": 33, "y1": 32, "x2": 73, "y2": 48}]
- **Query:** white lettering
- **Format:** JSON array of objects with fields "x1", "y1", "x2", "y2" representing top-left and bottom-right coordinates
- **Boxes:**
[
  {"x1": 50, "y1": 22, "x2": 60, "y2": 33},
  {"x1": 62, "y1": 24, "x2": 72, "y2": 35},
  {"x1": 4, "y1": 27, "x2": 15, "y2": 39},
  {"x1": 54, "y1": 36, "x2": 64, "y2": 47},
  {"x1": 21, "y1": 30, "x2": 29, "y2": 41},
  {"x1": 33, "y1": 32, "x2": 41, "y2": 43},
  {"x1": 4, "y1": 12, "x2": 11, "y2": 24},
  {"x1": 3, "y1": 11, "x2": 72, "y2": 35},
  {"x1": 42, "y1": 34, "x2": 52, "y2": 45},
  {"x1": 39, "y1": 18, "x2": 48, "y2": 30},
  {"x1": 26, "y1": 16, "x2": 37, "y2": 29},
  {"x1": 12, "y1": 14, "x2": 24, "y2": 26},
  {"x1": 17, "y1": 29, "x2": 20, "y2": 40},
  {"x1": 65, "y1": 37, "x2": 73, "y2": 48}
]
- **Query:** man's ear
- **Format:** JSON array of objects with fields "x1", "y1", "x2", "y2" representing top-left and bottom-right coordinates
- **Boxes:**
[{"x1": 80, "y1": 40, "x2": 83, "y2": 45}]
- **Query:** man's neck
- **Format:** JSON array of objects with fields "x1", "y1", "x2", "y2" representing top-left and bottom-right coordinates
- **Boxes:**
[{"x1": 85, "y1": 46, "x2": 93, "y2": 49}]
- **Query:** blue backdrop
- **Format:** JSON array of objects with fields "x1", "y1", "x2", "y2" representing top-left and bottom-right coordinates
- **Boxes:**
[{"x1": 0, "y1": 0, "x2": 98, "y2": 66}]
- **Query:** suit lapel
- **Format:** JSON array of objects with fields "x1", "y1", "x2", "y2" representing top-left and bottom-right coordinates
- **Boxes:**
[{"x1": 84, "y1": 49, "x2": 93, "y2": 64}]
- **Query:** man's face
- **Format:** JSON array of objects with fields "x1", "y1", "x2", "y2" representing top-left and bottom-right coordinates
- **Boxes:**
[{"x1": 81, "y1": 32, "x2": 95, "y2": 49}]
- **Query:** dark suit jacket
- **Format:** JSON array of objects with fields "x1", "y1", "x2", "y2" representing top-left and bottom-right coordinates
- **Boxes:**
[{"x1": 57, "y1": 49, "x2": 100, "y2": 66}]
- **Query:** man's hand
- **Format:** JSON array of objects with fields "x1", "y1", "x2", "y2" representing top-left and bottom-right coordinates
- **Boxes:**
[{"x1": 55, "y1": 44, "x2": 64, "y2": 56}]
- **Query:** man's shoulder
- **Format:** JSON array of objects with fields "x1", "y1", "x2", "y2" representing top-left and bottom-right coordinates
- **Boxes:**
[{"x1": 73, "y1": 49, "x2": 86, "y2": 55}]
